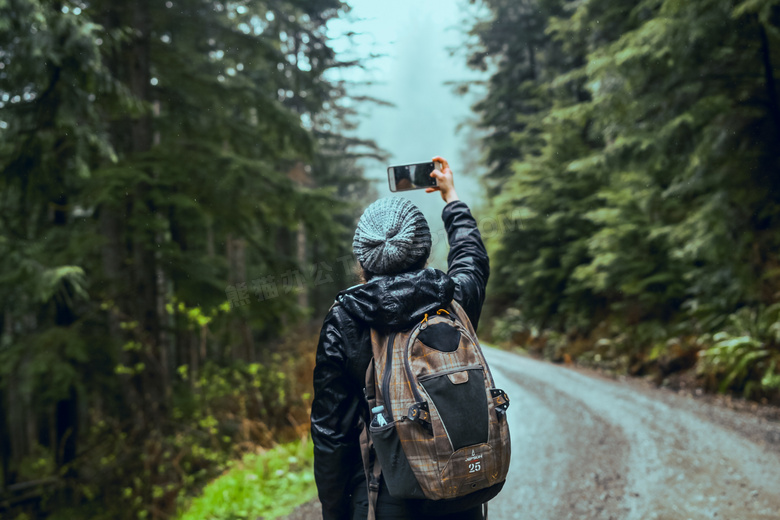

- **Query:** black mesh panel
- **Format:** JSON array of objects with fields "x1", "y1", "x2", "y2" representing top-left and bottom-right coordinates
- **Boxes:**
[{"x1": 421, "y1": 369, "x2": 489, "y2": 450}]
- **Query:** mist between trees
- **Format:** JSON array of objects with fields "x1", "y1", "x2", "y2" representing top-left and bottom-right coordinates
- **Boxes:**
[{"x1": 225, "y1": 209, "x2": 524, "y2": 309}]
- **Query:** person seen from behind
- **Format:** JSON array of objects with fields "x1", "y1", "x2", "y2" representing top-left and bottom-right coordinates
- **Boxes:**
[{"x1": 311, "y1": 157, "x2": 491, "y2": 520}]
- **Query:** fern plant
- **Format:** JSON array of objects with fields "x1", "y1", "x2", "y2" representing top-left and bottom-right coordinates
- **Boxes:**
[{"x1": 698, "y1": 304, "x2": 780, "y2": 400}]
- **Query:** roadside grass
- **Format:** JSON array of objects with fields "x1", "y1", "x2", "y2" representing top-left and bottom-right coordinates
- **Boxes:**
[{"x1": 176, "y1": 437, "x2": 317, "y2": 520}]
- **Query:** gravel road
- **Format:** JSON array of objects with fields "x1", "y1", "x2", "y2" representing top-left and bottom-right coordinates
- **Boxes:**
[
  {"x1": 486, "y1": 348, "x2": 780, "y2": 520},
  {"x1": 285, "y1": 347, "x2": 780, "y2": 520}
]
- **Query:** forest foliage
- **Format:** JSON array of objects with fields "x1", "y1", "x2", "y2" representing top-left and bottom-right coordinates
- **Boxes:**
[
  {"x1": 4, "y1": 0, "x2": 780, "y2": 518},
  {"x1": 468, "y1": 0, "x2": 780, "y2": 402},
  {"x1": 0, "y1": 0, "x2": 375, "y2": 518}
]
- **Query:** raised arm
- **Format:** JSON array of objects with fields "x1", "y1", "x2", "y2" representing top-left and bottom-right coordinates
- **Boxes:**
[
  {"x1": 428, "y1": 157, "x2": 490, "y2": 329},
  {"x1": 443, "y1": 201, "x2": 489, "y2": 329}
]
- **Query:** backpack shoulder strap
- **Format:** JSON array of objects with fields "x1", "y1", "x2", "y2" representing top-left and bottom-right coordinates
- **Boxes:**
[
  {"x1": 448, "y1": 299, "x2": 500, "y2": 390},
  {"x1": 359, "y1": 424, "x2": 382, "y2": 520},
  {"x1": 361, "y1": 328, "x2": 390, "y2": 520},
  {"x1": 448, "y1": 299, "x2": 475, "y2": 333}
]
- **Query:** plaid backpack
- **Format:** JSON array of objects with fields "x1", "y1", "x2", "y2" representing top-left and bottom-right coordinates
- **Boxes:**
[{"x1": 360, "y1": 300, "x2": 511, "y2": 519}]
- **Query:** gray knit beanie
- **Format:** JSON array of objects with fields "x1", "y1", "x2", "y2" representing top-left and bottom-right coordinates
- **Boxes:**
[{"x1": 352, "y1": 197, "x2": 432, "y2": 275}]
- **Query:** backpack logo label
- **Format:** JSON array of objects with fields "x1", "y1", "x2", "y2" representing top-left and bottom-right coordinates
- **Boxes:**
[{"x1": 466, "y1": 449, "x2": 483, "y2": 473}]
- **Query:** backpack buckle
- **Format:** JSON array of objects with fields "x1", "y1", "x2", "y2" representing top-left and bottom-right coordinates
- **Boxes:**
[
  {"x1": 407, "y1": 402, "x2": 433, "y2": 435},
  {"x1": 491, "y1": 388, "x2": 510, "y2": 414}
]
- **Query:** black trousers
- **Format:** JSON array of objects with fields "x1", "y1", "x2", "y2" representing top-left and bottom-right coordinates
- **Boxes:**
[{"x1": 351, "y1": 480, "x2": 485, "y2": 520}]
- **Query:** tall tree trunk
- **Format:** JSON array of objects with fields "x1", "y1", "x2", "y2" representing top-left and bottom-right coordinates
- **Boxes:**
[
  {"x1": 227, "y1": 235, "x2": 254, "y2": 361},
  {"x1": 7, "y1": 352, "x2": 32, "y2": 480},
  {"x1": 206, "y1": 214, "x2": 215, "y2": 258},
  {"x1": 51, "y1": 191, "x2": 79, "y2": 478},
  {"x1": 152, "y1": 100, "x2": 174, "y2": 401},
  {"x1": 99, "y1": 204, "x2": 143, "y2": 424},
  {"x1": 0, "y1": 311, "x2": 10, "y2": 489},
  {"x1": 101, "y1": 0, "x2": 165, "y2": 429},
  {"x1": 126, "y1": 0, "x2": 166, "y2": 423},
  {"x1": 759, "y1": 21, "x2": 780, "y2": 136},
  {"x1": 296, "y1": 222, "x2": 308, "y2": 311}
]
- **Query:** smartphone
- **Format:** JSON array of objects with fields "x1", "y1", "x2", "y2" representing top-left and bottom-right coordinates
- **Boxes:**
[{"x1": 388, "y1": 161, "x2": 441, "y2": 192}]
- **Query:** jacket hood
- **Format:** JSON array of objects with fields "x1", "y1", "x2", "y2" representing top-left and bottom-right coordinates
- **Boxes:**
[{"x1": 336, "y1": 268, "x2": 456, "y2": 331}]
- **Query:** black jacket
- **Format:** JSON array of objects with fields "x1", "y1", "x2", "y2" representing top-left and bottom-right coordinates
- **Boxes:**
[{"x1": 311, "y1": 200, "x2": 490, "y2": 520}]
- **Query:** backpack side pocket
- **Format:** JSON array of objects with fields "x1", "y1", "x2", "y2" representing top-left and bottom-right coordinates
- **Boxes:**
[{"x1": 369, "y1": 420, "x2": 426, "y2": 499}]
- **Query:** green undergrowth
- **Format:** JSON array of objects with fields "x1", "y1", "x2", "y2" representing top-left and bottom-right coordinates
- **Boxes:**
[
  {"x1": 176, "y1": 437, "x2": 317, "y2": 520},
  {"x1": 487, "y1": 304, "x2": 780, "y2": 404}
]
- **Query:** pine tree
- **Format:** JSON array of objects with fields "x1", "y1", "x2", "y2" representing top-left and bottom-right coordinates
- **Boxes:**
[
  {"x1": 0, "y1": 0, "x2": 375, "y2": 515},
  {"x1": 470, "y1": 0, "x2": 780, "y2": 339}
]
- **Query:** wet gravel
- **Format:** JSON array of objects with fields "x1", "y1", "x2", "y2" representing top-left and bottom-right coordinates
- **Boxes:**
[
  {"x1": 280, "y1": 348, "x2": 780, "y2": 520},
  {"x1": 487, "y1": 349, "x2": 780, "y2": 520}
]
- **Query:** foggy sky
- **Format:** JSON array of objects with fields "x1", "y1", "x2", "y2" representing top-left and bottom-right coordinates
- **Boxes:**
[{"x1": 327, "y1": 0, "x2": 490, "y2": 267}]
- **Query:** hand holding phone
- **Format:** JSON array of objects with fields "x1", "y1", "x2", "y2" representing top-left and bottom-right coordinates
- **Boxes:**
[{"x1": 426, "y1": 156, "x2": 459, "y2": 204}]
